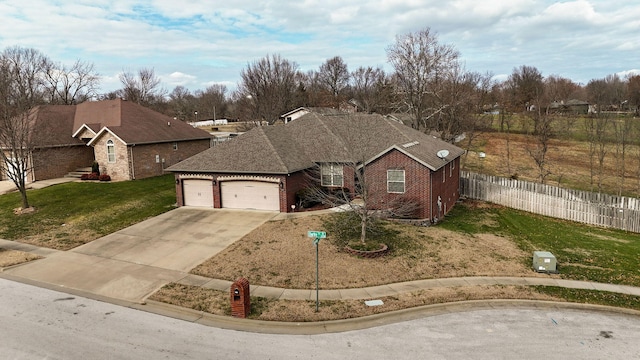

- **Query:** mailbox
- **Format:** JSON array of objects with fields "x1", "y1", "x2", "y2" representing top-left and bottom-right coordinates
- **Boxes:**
[{"x1": 230, "y1": 278, "x2": 250, "y2": 318}]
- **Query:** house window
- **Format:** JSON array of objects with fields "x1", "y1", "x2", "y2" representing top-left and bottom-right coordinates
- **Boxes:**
[
  {"x1": 450, "y1": 160, "x2": 455, "y2": 177},
  {"x1": 321, "y1": 163, "x2": 343, "y2": 187},
  {"x1": 173, "y1": 142, "x2": 178, "y2": 151},
  {"x1": 443, "y1": 168, "x2": 446, "y2": 183},
  {"x1": 106, "y1": 140, "x2": 116, "y2": 163},
  {"x1": 387, "y1": 169, "x2": 405, "y2": 193}
]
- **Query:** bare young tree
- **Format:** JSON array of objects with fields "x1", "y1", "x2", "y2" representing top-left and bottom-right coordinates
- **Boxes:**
[
  {"x1": 43, "y1": 59, "x2": 100, "y2": 104},
  {"x1": 0, "y1": 46, "x2": 50, "y2": 209},
  {"x1": 386, "y1": 27, "x2": 459, "y2": 131},
  {"x1": 238, "y1": 54, "x2": 299, "y2": 124}
]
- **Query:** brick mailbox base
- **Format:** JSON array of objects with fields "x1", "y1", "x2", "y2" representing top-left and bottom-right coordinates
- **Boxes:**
[{"x1": 230, "y1": 278, "x2": 250, "y2": 318}]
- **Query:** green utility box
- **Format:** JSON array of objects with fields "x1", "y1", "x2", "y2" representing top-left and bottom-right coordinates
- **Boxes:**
[{"x1": 533, "y1": 251, "x2": 557, "y2": 273}]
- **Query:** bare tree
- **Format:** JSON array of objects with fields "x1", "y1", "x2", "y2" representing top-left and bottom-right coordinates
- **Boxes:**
[
  {"x1": 168, "y1": 85, "x2": 195, "y2": 121},
  {"x1": 237, "y1": 54, "x2": 299, "y2": 124},
  {"x1": 43, "y1": 59, "x2": 100, "y2": 104},
  {"x1": 350, "y1": 66, "x2": 392, "y2": 113},
  {"x1": 317, "y1": 56, "x2": 350, "y2": 108},
  {"x1": 118, "y1": 67, "x2": 165, "y2": 107},
  {"x1": 0, "y1": 46, "x2": 50, "y2": 209},
  {"x1": 194, "y1": 84, "x2": 228, "y2": 120},
  {"x1": 626, "y1": 74, "x2": 640, "y2": 115},
  {"x1": 386, "y1": 27, "x2": 459, "y2": 131}
]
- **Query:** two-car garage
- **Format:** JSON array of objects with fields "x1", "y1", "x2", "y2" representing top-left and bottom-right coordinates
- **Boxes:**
[{"x1": 182, "y1": 179, "x2": 280, "y2": 211}]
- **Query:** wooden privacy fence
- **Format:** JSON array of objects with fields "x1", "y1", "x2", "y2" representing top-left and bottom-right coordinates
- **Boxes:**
[{"x1": 460, "y1": 171, "x2": 640, "y2": 233}]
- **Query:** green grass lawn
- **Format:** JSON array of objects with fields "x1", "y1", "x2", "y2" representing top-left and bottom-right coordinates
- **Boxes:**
[
  {"x1": 0, "y1": 175, "x2": 176, "y2": 248},
  {"x1": 440, "y1": 201, "x2": 640, "y2": 287}
]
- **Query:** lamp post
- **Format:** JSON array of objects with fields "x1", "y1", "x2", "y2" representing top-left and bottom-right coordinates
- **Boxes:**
[{"x1": 194, "y1": 111, "x2": 198, "y2": 122}]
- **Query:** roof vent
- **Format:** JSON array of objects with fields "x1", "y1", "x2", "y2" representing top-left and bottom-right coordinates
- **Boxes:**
[
  {"x1": 167, "y1": 121, "x2": 171, "y2": 126},
  {"x1": 402, "y1": 141, "x2": 419, "y2": 148}
]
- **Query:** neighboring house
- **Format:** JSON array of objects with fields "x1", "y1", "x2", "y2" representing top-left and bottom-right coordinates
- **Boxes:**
[
  {"x1": 548, "y1": 99, "x2": 590, "y2": 114},
  {"x1": 167, "y1": 112, "x2": 465, "y2": 221},
  {"x1": 1, "y1": 105, "x2": 93, "y2": 182},
  {"x1": 279, "y1": 107, "x2": 347, "y2": 124},
  {"x1": 1, "y1": 99, "x2": 212, "y2": 183}
]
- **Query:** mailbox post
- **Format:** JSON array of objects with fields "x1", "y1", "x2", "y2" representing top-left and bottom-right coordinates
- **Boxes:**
[{"x1": 230, "y1": 278, "x2": 250, "y2": 318}]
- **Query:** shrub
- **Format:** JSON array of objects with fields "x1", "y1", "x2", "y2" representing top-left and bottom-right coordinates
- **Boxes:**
[
  {"x1": 87, "y1": 172, "x2": 99, "y2": 180},
  {"x1": 80, "y1": 173, "x2": 89, "y2": 180},
  {"x1": 91, "y1": 161, "x2": 100, "y2": 176},
  {"x1": 99, "y1": 174, "x2": 111, "y2": 182}
]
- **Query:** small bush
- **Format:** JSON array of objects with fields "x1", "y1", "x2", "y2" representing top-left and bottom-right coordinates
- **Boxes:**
[
  {"x1": 91, "y1": 161, "x2": 100, "y2": 176},
  {"x1": 87, "y1": 172, "x2": 99, "y2": 180},
  {"x1": 99, "y1": 174, "x2": 111, "y2": 182},
  {"x1": 80, "y1": 174, "x2": 89, "y2": 180}
]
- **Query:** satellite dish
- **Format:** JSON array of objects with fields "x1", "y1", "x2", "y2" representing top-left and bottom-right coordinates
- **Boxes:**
[{"x1": 436, "y1": 149, "x2": 449, "y2": 159}]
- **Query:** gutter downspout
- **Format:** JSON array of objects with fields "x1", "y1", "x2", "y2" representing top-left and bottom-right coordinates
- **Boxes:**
[{"x1": 129, "y1": 144, "x2": 136, "y2": 180}]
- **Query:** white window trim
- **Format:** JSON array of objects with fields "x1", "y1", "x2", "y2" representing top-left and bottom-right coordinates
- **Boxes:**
[
  {"x1": 106, "y1": 139, "x2": 116, "y2": 163},
  {"x1": 321, "y1": 163, "x2": 344, "y2": 187},
  {"x1": 387, "y1": 169, "x2": 405, "y2": 193}
]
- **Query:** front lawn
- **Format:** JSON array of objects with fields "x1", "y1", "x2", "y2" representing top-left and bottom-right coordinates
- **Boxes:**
[{"x1": 0, "y1": 175, "x2": 176, "y2": 250}]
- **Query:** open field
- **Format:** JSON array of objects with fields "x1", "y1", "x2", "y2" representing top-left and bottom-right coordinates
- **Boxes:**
[{"x1": 462, "y1": 130, "x2": 640, "y2": 197}]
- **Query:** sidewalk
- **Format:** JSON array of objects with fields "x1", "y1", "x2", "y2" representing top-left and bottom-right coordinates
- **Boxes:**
[
  {"x1": 4, "y1": 237, "x2": 640, "y2": 302},
  {"x1": 0, "y1": 178, "x2": 77, "y2": 195}
]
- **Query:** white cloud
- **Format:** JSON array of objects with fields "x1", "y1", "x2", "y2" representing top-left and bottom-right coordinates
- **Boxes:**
[{"x1": 0, "y1": 0, "x2": 638, "y2": 92}]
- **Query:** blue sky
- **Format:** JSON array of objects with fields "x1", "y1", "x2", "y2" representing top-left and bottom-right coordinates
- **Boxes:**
[{"x1": 1, "y1": 0, "x2": 638, "y2": 95}]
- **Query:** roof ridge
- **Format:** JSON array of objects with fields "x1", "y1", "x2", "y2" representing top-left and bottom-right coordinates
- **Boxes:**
[
  {"x1": 261, "y1": 126, "x2": 291, "y2": 172},
  {"x1": 314, "y1": 113, "x2": 353, "y2": 161}
]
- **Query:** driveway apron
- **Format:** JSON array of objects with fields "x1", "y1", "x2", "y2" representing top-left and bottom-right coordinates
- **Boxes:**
[{"x1": 3, "y1": 208, "x2": 277, "y2": 303}]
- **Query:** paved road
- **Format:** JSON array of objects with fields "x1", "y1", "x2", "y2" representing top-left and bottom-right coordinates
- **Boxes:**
[{"x1": 2, "y1": 278, "x2": 640, "y2": 360}]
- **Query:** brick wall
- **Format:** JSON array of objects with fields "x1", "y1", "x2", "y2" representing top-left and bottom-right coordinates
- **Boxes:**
[
  {"x1": 365, "y1": 149, "x2": 432, "y2": 219},
  {"x1": 130, "y1": 139, "x2": 210, "y2": 180},
  {"x1": 32, "y1": 146, "x2": 94, "y2": 181},
  {"x1": 429, "y1": 157, "x2": 460, "y2": 221}
]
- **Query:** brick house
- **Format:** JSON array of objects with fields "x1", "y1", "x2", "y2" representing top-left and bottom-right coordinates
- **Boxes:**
[
  {"x1": 1, "y1": 99, "x2": 212, "y2": 183},
  {"x1": 168, "y1": 112, "x2": 464, "y2": 221}
]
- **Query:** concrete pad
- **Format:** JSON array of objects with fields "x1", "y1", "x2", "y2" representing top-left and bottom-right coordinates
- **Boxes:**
[
  {"x1": 555, "y1": 279, "x2": 593, "y2": 290},
  {"x1": 387, "y1": 281, "x2": 423, "y2": 293},
  {"x1": 250, "y1": 285, "x2": 285, "y2": 299},
  {"x1": 201, "y1": 278, "x2": 233, "y2": 291},
  {"x1": 318, "y1": 289, "x2": 342, "y2": 300},
  {"x1": 73, "y1": 234, "x2": 145, "y2": 257},
  {"x1": 149, "y1": 243, "x2": 221, "y2": 272},
  {"x1": 339, "y1": 288, "x2": 373, "y2": 300},
  {"x1": 461, "y1": 277, "x2": 499, "y2": 286},
  {"x1": 280, "y1": 289, "x2": 312, "y2": 300},
  {"x1": 436, "y1": 278, "x2": 468, "y2": 287},
  {"x1": 362, "y1": 285, "x2": 397, "y2": 298},
  {"x1": 177, "y1": 274, "x2": 215, "y2": 287}
]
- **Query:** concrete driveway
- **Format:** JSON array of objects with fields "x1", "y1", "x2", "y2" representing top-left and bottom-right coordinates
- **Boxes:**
[{"x1": 3, "y1": 208, "x2": 277, "y2": 303}]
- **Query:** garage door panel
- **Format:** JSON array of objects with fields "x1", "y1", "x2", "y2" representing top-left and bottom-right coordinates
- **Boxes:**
[
  {"x1": 183, "y1": 180, "x2": 214, "y2": 207},
  {"x1": 221, "y1": 181, "x2": 279, "y2": 211}
]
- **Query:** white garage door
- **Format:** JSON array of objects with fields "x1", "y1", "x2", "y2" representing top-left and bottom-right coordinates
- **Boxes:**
[
  {"x1": 183, "y1": 179, "x2": 214, "y2": 207},
  {"x1": 221, "y1": 181, "x2": 280, "y2": 211}
]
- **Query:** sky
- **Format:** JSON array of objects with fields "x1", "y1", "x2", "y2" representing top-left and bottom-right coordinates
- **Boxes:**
[{"x1": 0, "y1": 0, "x2": 638, "y2": 96}]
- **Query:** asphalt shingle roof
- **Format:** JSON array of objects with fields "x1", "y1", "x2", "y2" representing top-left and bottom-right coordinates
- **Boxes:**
[{"x1": 168, "y1": 112, "x2": 465, "y2": 174}]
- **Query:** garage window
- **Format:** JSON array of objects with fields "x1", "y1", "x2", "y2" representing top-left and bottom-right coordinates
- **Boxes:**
[
  {"x1": 321, "y1": 163, "x2": 343, "y2": 187},
  {"x1": 106, "y1": 140, "x2": 116, "y2": 163}
]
